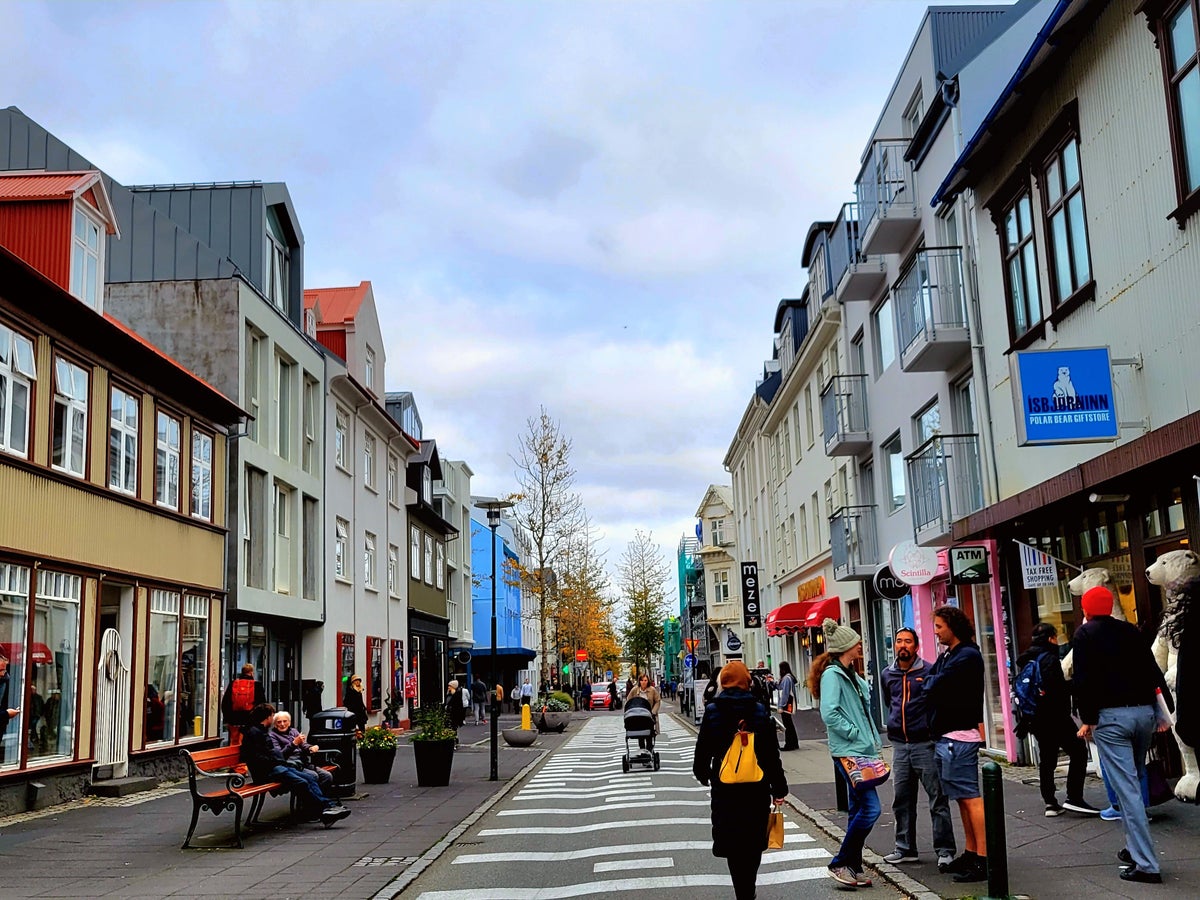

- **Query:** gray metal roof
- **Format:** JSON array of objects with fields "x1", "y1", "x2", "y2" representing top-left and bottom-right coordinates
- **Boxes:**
[{"x1": 930, "y1": 5, "x2": 1016, "y2": 77}]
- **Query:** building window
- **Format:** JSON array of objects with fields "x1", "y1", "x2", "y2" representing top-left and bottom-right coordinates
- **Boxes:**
[
  {"x1": 0, "y1": 324, "x2": 36, "y2": 458},
  {"x1": 338, "y1": 633, "x2": 355, "y2": 702},
  {"x1": 903, "y1": 89, "x2": 924, "y2": 138},
  {"x1": 191, "y1": 430, "x2": 213, "y2": 520},
  {"x1": 713, "y1": 569, "x2": 730, "y2": 604},
  {"x1": 365, "y1": 532, "x2": 377, "y2": 589},
  {"x1": 804, "y1": 385, "x2": 815, "y2": 448},
  {"x1": 915, "y1": 401, "x2": 941, "y2": 444},
  {"x1": 108, "y1": 386, "x2": 139, "y2": 495},
  {"x1": 424, "y1": 535, "x2": 434, "y2": 585},
  {"x1": 146, "y1": 590, "x2": 208, "y2": 746},
  {"x1": 244, "y1": 466, "x2": 268, "y2": 589},
  {"x1": 711, "y1": 518, "x2": 726, "y2": 546},
  {"x1": 422, "y1": 466, "x2": 432, "y2": 504},
  {"x1": 303, "y1": 495, "x2": 319, "y2": 601},
  {"x1": 365, "y1": 346, "x2": 375, "y2": 392},
  {"x1": 155, "y1": 411, "x2": 181, "y2": 510},
  {"x1": 335, "y1": 409, "x2": 349, "y2": 470},
  {"x1": 276, "y1": 356, "x2": 293, "y2": 461},
  {"x1": 70, "y1": 206, "x2": 102, "y2": 309},
  {"x1": 302, "y1": 376, "x2": 318, "y2": 475},
  {"x1": 274, "y1": 483, "x2": 292, "y2": 594},
  {"x1": 368, "y1": 636, "x2": 383, "y2": 712},
  {"x1": 52, "y1": 357, "x2": 88, "y2": 477},
  {"x1": 872, "y1": 296, "x2": 896, "y2": 374},
  {"x1": 410, "y1": 526, "x2": 421, "y2": 579},
  {"x1": 883, "y1": 432, "x2": 905, "y2": 512},
  {"x1": 363, "y1": 433, "x2": 376, "y2": 489},
  {"x1": 1001, "y1": 190, "x2": 1041, "y2": 340},
  {"x1": 335, "y1": 518, "x2": 349, "y2": 580},
  {"x1": 0, "y1": 563, "x2": 30, "y2": 769},
  {"x1": 387, "y1": 455, "x2": 399, "y2": 506},
  {"x1": 388, "y1": 544, "x2": 399, "y2": 596},
  {"x1": 1041, "y1": 136, "x2": 1092, "y2": 305},
  {"x1": 265, "y1": 210, "x2": 289, "y2": 311},
  {"x1": 435, "y1": 541, "x2": 444, "y2": 590},
  {"x1": 245, "y1": 330, "x2": 263, "y2": 443},
  {"x1": 26, "y1": 569, "x2": 81, "y2": 763},
  {"x1": 1152, "y1": 0, "x2": 1200, "y2": 219}
]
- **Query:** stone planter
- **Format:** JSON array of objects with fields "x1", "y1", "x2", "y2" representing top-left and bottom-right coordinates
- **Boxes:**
[
  {"x1": 502, "y1": 728, "x2": 537, "y2": 747},
  {"x1": 359, "y1": 747, "x2": 397, "y2": 783},
  {"x1": 538, "y1": 710, "x2": 570, "y2": 733},
  {"x1": 412, "y1": 738, "x2": 456, "y2": 786}
]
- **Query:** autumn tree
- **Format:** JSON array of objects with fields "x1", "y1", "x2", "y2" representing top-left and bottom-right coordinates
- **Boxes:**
[
  {"x1": 554, "y1": 515, "x2": 620, "y2": 682},
  {"x1": 510, "y1": 407, "x2": 583, "y2": 685},
  {"x1": 618, "y1": 529, "x2": 670, "y2": 676}
]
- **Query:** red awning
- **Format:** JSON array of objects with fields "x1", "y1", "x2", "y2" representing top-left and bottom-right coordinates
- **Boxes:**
[
  {"x1": 0, "y1": 643, "x2": 54, "y2": 665},
  {"x1": 803, "y1": 596, "x2": 842, "y2": 628},
  {"x1": 765, "y1": 601, "x2": 808, "y2": 637}
]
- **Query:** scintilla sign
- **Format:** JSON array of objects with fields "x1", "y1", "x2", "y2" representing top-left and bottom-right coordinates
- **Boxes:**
[{"x1": 1011, "y1": 346, "x2": 1119, "y2": 445}]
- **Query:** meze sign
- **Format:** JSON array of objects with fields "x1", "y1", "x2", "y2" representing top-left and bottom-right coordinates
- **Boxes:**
[
  {"x1": 741, "y1": 562, "x2": 761, "y2": 628},
  {"x1": 1011, "y1": 346, "x2": 1118, "y2": 445}
]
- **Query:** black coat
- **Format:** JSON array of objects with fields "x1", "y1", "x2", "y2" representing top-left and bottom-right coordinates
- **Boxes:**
[
  {"x1": 693, "y1": 688, "x2": 788, "y2": 859},
  {"x1": 343, "y1": 685, "x2": 368, "y2": 731},
  {"x1": 1015, "y1": 638, "x2": 1071, "y2": 724}
]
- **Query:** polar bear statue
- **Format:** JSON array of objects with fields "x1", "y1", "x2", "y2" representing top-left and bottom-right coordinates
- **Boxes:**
[{"x1": 1146, "y1": 549, "x2": 1200, "y2": 802}]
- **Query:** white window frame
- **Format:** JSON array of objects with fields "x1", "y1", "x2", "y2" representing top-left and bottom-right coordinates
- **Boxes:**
[
  {"x1": 302, "y1": 376, "x2": 317, "y2": 474},
  {"x1": 365, "y1": 532, "x2": 377, "y2": 590},
  {"x1": 363, "y1": 432, "x2": 376, "y2": 490},
  {"x1": 410, "y1": 526, "x2": 421, "y2": 578},
  {"x1": 335, "y1": 518, "x2": 349, "y2": 580},
  {"x1": 52, "y1": 356, "x2": 89, "y2": 478},
  {"x1": 435, "y1": 541, "x2": 444, "y2": 590},
  {"x1": 155, "y1": 411, "x2": 181, "y2": 509},
  {"x1": 108, "y1": 385, "x2": 139, "y2": 495},
  {"x1": 276, "y1": 356, "x2": 293, "y2": 460},
  {"x1": 422, "y1": 465, "x2": 432, "y2": 504},
  {"x1": 335, "y1": 408, "x2": 349, "y2": 471},
  {"x1": 423, "y1": 535, "x2": 434, "y2": 585},
  {"x1": 883, "y1": 432, "x2": 906, "y2": 513},
  {"x1": 387, "y1": 454, "x2": 399, "y2": 506},
  {"x1": 274, "y1": 483, "x2": 292, "y2": 594},
  {"x1": 0, "y1": 324, "x2": 36, "y2": 459},
  {"x1": 191, "y1": 430, "x2": 213, "y2": 521},
  {"x1": 713, "y1": 569, "x2": 730, "y2": 604},
  {"x1": 365, "y1": 346, "x2": 375, "y2": 392},
  {"x1": 711, "y1": 518, "x2": 726, "y2": 546},
  {"x1": 70, "y1": 205, "x2": 103, "y2": 310},
  {"x1": 245, "y1": 329, "x2": 263, "y2": 443},
  {"x1": 388, "y1": 544, "x2": 399, "y2": 596}
]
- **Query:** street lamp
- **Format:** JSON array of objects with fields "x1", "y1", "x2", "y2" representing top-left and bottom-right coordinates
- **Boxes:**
[{"x1": 477, "y1": 496, "x2": 514, "y2": 782}]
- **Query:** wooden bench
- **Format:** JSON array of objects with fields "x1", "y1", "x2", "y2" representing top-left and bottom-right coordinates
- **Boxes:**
[{"x1": 179, "y1": 745, "x2": 340, "y2": 849}]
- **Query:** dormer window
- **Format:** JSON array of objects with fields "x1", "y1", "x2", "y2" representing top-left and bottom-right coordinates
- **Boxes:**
[
  {"x1": 422, "y1": 465, "x2": 432, "y2": 504},
  {"x1": 71, "y1": 206, "x2": 103, "y2": 309},
  {"x1": 365, "y1": 346, "x2": 375, "y2": 392}
]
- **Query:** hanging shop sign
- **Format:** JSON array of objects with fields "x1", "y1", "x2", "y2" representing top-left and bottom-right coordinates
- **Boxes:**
[
  {"x1": 889, "y1": 541, "x2": 940, "y2": 586},
  {"x1": 1017, "y1": 540, "x2": 1058, "y2": 588},
  {"x1": 740, "y1": 562, "x2": 761, "y2": 628},
  {"x1": 725, "y1": 628, "x2": 742, "y2": 652},
  {"x1": 873, "y1": 564, "x2": 911, "y2": 601},
  {"x1": 949, "y1": 545, "x2": 991, "y2": 585},
  {"x1": 1011, "y1": 346, "x2": 1119, "y2": 446}
]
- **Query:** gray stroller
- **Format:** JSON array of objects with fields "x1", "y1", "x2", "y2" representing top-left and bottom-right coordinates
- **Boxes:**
[{"x1": 621, "y1": 696, "x2": 660, "y2": 772}]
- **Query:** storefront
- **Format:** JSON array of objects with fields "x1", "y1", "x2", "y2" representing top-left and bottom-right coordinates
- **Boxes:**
[{"x1": 764, "y1": 573, "x2": 841, "y2": 711}]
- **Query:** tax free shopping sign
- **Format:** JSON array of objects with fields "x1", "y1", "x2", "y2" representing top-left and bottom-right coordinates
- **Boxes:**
[{"x1": 1011, "y1": 346, "x2": 1119, "y2": 446}]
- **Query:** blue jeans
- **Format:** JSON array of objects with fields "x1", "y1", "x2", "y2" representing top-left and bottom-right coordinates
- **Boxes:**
[
  {"x1": 892, "y1": 740, "x2": 956, "y2": 858},
  {"x1": 831, "y1": 764, "x2": 881, "y2": 871},
  {"x1": 268, "y1": 764, "x2": 337, "y2": 810},
  {"x1": 1093, "y1": 706, "x2": 1158, "y2": 874},
  {"x1": 1099, "y1": 752, "x2": 1149, "y2": 809}
]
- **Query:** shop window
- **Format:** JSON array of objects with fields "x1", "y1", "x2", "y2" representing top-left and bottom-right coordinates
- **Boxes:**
[
  {"x1": 147, "y1": 590, "x2": 180, "y2": 745},
  {"x1": 368, "y1": 637, "x2": 383, "y2": 713},
  {"x1": 0, "y1": 563, "x2": 30, "y2": 768},
  {"x1": 28, "y1": 570, "x2": 81, "y2": 763},
  {"x1": 1167, "y1": 486, "x2": 1186, "y2": 533},
  {"x1": 338, "y1": 632, "x2": 355, "y2": 705}
]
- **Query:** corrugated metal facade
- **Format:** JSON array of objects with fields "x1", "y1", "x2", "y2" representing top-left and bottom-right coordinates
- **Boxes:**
[{"x1": 0, "y1": 200, "x2": 70, "y2": 288}]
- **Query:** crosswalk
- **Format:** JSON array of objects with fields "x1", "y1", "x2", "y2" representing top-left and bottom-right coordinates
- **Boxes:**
[{"x1": 410, "y1": 715, "x2": 839, "y2": 899}]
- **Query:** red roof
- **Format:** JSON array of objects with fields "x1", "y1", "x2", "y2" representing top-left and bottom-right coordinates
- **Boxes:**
[
  {"x1": 0, "y1": 170, "x2": 101, "y2": 202},
  {"x1": 304, "y1": 281, "x2": 370, "y2": 325}
]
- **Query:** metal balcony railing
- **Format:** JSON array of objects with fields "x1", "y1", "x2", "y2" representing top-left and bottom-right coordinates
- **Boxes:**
[
  {"x1": 894, "y1": 247, "x2": 969, "y2": 358},
  {"x1": 830, "y1": 505, "x2": 879, "y2": 580},
  {"x1": 856, "y1": 139, "x2": 916, "y2": 236},
  {"x1": 826, "y1": 202, "x2": 860, "y2": 290},
  {"x1": 905, "y1": 434, "x2": 984, "y2": 541},
  {"x1": 821, "y1": 375, "x2": 870, "y2": 455}
]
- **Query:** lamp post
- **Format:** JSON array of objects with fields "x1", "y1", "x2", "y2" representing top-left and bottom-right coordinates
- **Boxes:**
[{"x1": 477, "y1": 497, "x2": 514, "y2": 782}]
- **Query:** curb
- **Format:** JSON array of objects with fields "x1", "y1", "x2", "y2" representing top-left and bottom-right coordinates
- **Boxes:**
[
  {"x1": 670, "y1": 709, "x2": 941, "y2": 900},
  {"x1": 372, "y1": 747, "x2": 549, "y2": 899}
]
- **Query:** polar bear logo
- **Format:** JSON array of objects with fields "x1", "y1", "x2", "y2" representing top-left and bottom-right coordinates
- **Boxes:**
[{"x1": 1052, "y1": 366, "x2": 1077, "y2": 402}]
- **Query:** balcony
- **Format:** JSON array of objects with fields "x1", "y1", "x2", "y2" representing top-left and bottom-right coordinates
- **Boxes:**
[
  {"x1": 830, "y1": 505, "x2": 879, "y2": 581},
  {"x1": 829, "y1": 202, "x2": 889, "y2": 303},
  {"x1": 894, "y1": 247, "x2": 971, "y2": 372},
  {"x1": 905, "y1": 434, "x2": 985, "y2": 547},
  {"x1": 856, "y1": 139, "x2": 920, "y2": 255},
  {"x1": 821, "y1": 375, "x2": 871, "y2": 456}
]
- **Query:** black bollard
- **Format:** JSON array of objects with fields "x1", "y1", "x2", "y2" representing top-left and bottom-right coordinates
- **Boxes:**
[
  {"x1": 982, "y1": 761, "x2": 1009, "y2": 899},
  {"x1": 834, "y1": 761, "x2": 849, "y2": 812}
]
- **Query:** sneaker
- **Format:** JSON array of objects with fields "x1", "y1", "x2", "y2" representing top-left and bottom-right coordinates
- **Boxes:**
[
  {"x1": 850, "y1": 869, "x2": 873, "y2": 887},
  {"x1": 1044, "y1": 802, "x2": 1065, "y2": 817},
  {"x1": 940, "y1": 851, "x2": 975, "y2": 874},
  {"x1": 882, "y1": 851, "x2": 919, "y2": 864},
  {"x1": 320, "y1": 805, "x2": 352, "y2": 824},
  {"x1": 953, "y1": 858, "x2": 988, "y2": 883},
  {"x1": 1063, "y1": 798, "x2": 1101, "y2": 815},
  {"x1": 1100, "y1": 806, "x2": 1122, "y2": 821},
  {"x1": 1117, "y1": 849, "x2": 1134, "y2": 866},
  {"x1": 937, "y1": 854, "x2": 955, "y2": 872},
  {"x1": 827, "y1": 866, "x2": 858, "y2": 887}
]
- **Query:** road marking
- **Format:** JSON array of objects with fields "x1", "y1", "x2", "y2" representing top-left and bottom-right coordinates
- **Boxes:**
[
  {"x1": 480, "y1": 817, "x2": 710, "y2": 836},
  {"x1": 496, "y1": 799, "x2": 709, "y2": 816},
  {"x1": 760, "y1": 847, "x2": 830, "y2": 865},
  {"x1": 593, "y1": 856, "x2": 673, "y2": 873},
  {"x1": 452, "y1": 834, "x2": 816, "y2": 865}
]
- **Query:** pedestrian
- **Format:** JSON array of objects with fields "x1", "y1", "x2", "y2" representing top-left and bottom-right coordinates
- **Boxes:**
[
  {"x1": 471, "y1": 676, "x2": 488, "y2": 725},
  {"x1": 444, "y1": 679, "x2": 467, "y2": 748},
  {"x1": 581, "y1": 680, "x2": 593, "y2": 710},
  {"x1": 923, "y1": 605, "x2": 987, "y2": 883},
  {"x1": 625, "y1": 676, "x2": 634, "y2": 697},
  {"x1": 608, "y1": 680, "x2": 620, "y2": 710},
  {"x1": 693, "y1": 660, "x2": 788, "y2": 900},
  {"x1": 221, "y1": 662, "x2": 265, "y2": 746},
  {"x1": 880, "y1": 627, "x2": 956, "y2": 868},
  {"x1": 811, "y1": 618, "x2": 880, "y2": 889},
  {"x1": 777, "y1": 661, "x2": 799, "y2": 751},
  {"x1": 520, "y1": 678, "x2": 533, "y2": 706},
  {"x1": 1016, "y1": 622, "x2": 1100, "y2": 817},
  {"x1": 703, "y1": 665, "x2": 723, "y2": 706},
  {"x1": 268, "y1": 710, "x2": 334, "y2": 792},
  {"x1": 0, "y1": 657, "x2": 19, "y2": 763},
  {"x1": 1073, "y1": 585, "x2": 1172, "y2": 884},
  {"x1": 628, "y1": 673, "x2": 662, "y2": 748},
  {"x1": 241, "y1": 703, "x2": 351, "y2": 826},
  {"x1": 343, "y1": 674, "x2": 369, "y2": 736}
]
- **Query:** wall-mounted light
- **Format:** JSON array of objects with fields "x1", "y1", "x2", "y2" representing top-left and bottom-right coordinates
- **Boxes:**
[{"x1": 1088, "y1": 492, "x2": 1130, "y2": 504}]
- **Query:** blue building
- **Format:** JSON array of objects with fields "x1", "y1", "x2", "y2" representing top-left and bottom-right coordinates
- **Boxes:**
[{"x1": 469, "y1": 510, "x2": 535, "y2": 694}]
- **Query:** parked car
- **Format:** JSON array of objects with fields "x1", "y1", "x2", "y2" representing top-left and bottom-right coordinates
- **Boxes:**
[{"x1": 590, "y1": 683, "x2": 615, "y2": 710}]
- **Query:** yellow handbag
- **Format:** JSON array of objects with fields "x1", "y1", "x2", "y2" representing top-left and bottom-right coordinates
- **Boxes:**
[{"x1": 719, "y1": 720, "x2": 764, "y2": 784}]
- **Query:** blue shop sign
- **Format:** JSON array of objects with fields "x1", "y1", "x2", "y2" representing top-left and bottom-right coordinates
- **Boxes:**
[{"x1": 1012, "y1": 346, "x2": 1118, "y2": 445}]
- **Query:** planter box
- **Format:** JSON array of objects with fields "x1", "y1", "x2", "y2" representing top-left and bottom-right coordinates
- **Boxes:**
[
  {"x1": 502, "y1": 728, "x2": 537, "y2": 747},
  {"x1": 360, "y1": 747, "x2": 397, "y2": 783},
  {"x1": 538, "y1": 711, "x2": 570, "y2": 733},
  {"x1": 412, "y1": 738, "x2": 455, "y2": 786}
]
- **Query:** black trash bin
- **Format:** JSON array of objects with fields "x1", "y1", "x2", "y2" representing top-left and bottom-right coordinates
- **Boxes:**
[{"x1": 308, "y1": 708, "x2": 358, "y2": 797}]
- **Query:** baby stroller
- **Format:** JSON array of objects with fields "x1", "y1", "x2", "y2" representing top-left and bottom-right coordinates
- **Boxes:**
[{"x1": 621, "y1": 696, "x2": 660, "y2": 772}]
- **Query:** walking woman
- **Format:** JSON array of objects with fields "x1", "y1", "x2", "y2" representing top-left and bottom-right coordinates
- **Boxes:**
[
  {"x1": 778, "y1": 661, "x2": 799, "y2": 751},
  {"x1": 693, "y1": 661, "x2": 788, "y2": 900},
  {"x1": 811, "y1": 618, "x2": 881, "y2": 888},
  {"x1": 628, "y1": 673, "x2": 661, "y2": 749}
]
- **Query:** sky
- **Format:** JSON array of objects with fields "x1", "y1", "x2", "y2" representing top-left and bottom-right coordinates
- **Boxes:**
[{"x1": 2, "y1": 0, "x2": 999, "y2": 600}]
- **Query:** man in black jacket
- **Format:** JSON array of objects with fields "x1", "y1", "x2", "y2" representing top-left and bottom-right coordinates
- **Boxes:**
[
  {"x1": 1016, "y1": 623, "x2": 1099, "y2": 817},
  {"x1": 241, "y1": 703, "x2": 351, "y2": 827},
  {"x1": 1074, "y1": 586, "x2": 1169, "y2": 885}
]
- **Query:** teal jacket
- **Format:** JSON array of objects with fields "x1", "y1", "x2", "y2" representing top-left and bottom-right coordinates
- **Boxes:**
[{"x1": 819, "y1": 661, "x2": 881, "y2": 758}]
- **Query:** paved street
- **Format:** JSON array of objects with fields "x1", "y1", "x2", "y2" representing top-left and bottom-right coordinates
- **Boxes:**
[{"x1": 402, "y1": 713, "x2": 901, "y2": 899}]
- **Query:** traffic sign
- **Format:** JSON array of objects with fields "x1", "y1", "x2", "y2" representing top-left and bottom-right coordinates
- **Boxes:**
[
  {"x1": 684, "y1": 653, "x2": 696, "y2": 667},
  {"x1": 575, "y1": 649, "x2": 588, "y2": 662},
  {"x1": 684, "y1": 639, "x2": 699, "y2": 652}
]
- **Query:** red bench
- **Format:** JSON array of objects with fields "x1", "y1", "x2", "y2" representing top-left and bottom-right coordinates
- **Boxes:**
[{"x1": 179, "y1": 745, "x2": 339, "y2": 849}]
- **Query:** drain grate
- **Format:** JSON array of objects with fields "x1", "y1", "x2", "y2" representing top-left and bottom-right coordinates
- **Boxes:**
[{"x1": 353, "y1": 856, "x2": 419, "y2": 868}]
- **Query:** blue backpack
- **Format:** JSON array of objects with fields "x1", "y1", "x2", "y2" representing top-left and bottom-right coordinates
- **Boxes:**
[{"x1": 1013, "y1": 654, "x2": 1047, "y2": 720}]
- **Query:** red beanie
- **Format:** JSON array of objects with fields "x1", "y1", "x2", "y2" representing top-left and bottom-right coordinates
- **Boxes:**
[{"x1": 1081, "y1": 585, "x2": 1114, "y2": 618}]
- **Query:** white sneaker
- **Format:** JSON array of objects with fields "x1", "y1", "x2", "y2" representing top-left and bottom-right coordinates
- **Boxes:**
[
  {"x1": 937, "y1": 854, "x2": 955, "y2": 871},
  {"x1": 882, "y1": 851, "x2": 919, "y2": 864}
]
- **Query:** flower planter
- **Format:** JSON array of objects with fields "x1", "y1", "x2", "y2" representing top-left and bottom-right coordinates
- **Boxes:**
[
  {"x1": 360, "y1": 747, "x2": 397, "y2": 783},
  {"x1": 502, "y1": 728, "x2": 537, "y2": 747},
  {"x1": 413, "y1": 738, "x2": 456, "y2": 786},
  {"x1": 538, "y1": 710, "x2": 570, "y2": 733}
]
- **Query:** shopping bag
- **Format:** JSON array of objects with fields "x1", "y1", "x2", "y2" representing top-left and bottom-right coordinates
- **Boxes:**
[{"x1": 766, "y1": 809, "x2": 784, "y2": 849}]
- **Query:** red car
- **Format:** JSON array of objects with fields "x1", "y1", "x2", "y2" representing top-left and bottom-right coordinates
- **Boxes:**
[{"x1": 589, "y1": 683, "x2": 616, "y2": 710}]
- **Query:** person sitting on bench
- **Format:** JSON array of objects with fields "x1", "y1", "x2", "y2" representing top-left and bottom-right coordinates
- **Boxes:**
[
  {"x1": 268, "y1": 710, "x2": 335, "y2": 792},
  {"x1": 241, "y1": 703, "x2": 350, "y2": 826}
]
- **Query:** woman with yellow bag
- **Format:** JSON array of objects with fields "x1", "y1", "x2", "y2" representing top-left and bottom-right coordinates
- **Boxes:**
[
  {"x1": 692, "y1": 660, "x2": 788, "y2": 900},
  {"x1": 811, "y1": 617, "x2": 885, "y2": 889}
]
